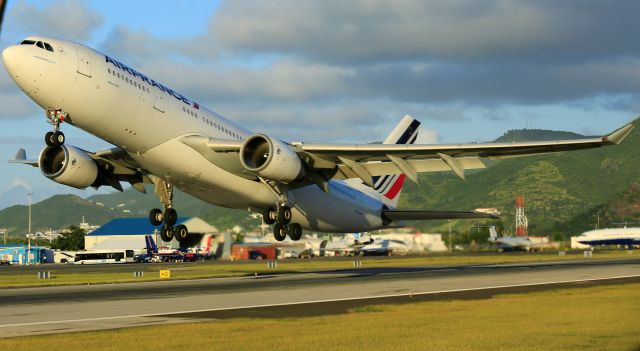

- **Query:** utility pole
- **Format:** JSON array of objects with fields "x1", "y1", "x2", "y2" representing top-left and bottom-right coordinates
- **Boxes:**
[
  {"x1": 448, "y1": 219, "x2": 452, "y2": 253},
  {"x1": 27, "y1": 192, "x2": 33, "y2": 266},
  {"x1": 596, "y1": 210, "x2": 601, "y2": 230}
]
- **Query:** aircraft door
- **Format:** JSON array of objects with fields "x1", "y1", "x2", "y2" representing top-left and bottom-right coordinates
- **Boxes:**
[
  {"x1": 75, "y1": 47, "x2": 92, "y2": 77},
  {"x1": 153, "y1": 89, "x2": 165, "y2": 113}
]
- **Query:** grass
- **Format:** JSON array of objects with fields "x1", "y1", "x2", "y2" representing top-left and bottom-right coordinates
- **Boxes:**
[
  {"x1": 1, "y1": 283, "x2": 639, "y2": 350},
  {"x1": 0, "y1": 250, "x2": 636, "y2": 288}
]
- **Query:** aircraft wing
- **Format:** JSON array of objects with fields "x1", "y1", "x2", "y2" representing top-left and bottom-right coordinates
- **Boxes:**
[
  {"x1": 296, "y1": 122, "x2": 633, "y2": 184},
  {"x1": 182, "y1": 122, "x2": 633, "y2": 187}
]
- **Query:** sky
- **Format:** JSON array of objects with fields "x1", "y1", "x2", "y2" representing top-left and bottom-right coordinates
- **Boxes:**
[{"x1": 0, "y1": 0, "x2": 638, "y2": 207}]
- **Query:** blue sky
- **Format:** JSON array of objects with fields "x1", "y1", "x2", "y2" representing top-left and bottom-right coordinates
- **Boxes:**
[{"x1": 0, "y1": 0, "x2": 638, "y2": 207}]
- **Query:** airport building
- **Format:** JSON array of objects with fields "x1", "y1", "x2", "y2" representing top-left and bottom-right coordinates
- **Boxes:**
[
  {"x1": 85, "y1": 217, "x2": 219, "y2": 251},
  {"x1": 0, "y1": 244, "x2": 53, "y2": 265}
]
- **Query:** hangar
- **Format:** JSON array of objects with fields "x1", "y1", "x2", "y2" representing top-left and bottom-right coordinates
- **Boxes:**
[{"x1": 85, "y1": 217, "x2": 219, "y2": 251}]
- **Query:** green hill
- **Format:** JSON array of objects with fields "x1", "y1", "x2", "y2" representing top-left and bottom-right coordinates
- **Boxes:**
[{"x1": 1, "y1": 120, "x2": 638, "y2": 238}]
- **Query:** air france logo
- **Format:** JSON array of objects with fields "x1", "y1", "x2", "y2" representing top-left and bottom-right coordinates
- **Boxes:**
[{"x1": 105, "y1": 55, "x2": 200, "y2": 109}]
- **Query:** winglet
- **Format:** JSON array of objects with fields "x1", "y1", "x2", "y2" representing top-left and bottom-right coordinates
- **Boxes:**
[{"x1": 603, "y1": 123, "x2": 634, "y2": 144}]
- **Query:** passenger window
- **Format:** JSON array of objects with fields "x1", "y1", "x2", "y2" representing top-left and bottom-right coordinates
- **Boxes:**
[{"x1": 44, "y1": 43, "x2": 53, "y2": 52}]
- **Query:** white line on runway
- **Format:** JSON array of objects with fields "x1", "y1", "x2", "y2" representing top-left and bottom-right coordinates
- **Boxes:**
[{"x1": 1, "y1": 274, "x2": 638, "y2": 329}]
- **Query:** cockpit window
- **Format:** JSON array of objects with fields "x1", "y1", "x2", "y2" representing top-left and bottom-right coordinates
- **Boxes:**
[{"x1": 22, "y1": 40, "x2": 54, "y2": 52}]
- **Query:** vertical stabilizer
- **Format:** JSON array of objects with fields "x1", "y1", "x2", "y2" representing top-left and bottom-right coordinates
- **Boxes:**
[
  {"x1": 489, "y1": 226, "x2": 498, "y2": 242},
  {"x1": 145, "y1": 235, "x2": 158, "y2": 254},
  {"x1": 373, "y1": 115, "x2": 421, "y2": 208}
]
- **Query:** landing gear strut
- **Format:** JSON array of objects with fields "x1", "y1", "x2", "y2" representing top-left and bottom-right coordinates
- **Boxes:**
[
  {"x1": 149, "y1": 179, "x2": 188, "y2": 243},
  {"x1": 44, "y1": 108, "x2": 67, "y2": 146},
  {"x1": 257, "y1": 178, "x2": 303, "y2": 242}
]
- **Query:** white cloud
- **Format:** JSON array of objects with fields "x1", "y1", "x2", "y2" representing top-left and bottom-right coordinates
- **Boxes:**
[
  {"x1": 8, "y1": 0, "x2": 103, "y2": 42},
  {"x1": 5, "y1": 176, "x2": 33, "y2": 192}
]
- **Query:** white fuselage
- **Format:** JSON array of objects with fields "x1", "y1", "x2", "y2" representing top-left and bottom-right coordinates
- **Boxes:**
[
  {"x1": 3, "y1": 36, "x2": 390, "y2": 233},
  {"x1": 576, "y1": 228, "x2": 640, "y2": 247}
]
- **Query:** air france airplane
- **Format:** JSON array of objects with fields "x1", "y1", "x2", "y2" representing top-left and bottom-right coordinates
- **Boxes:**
[{"x1": 2, "y1": 36, "x2": 634, "y2": 243}]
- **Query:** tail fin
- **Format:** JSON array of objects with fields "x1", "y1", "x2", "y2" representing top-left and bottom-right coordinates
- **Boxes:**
[
  {"x1": 145, "y1": 235, "x2": 158, "y2": 254},
  {"x1": 373, "y1": 115, "x2": 421, "y2": 208},
  {"x1": 489, "y1": 226, "x2": 498, "y2": 242}
]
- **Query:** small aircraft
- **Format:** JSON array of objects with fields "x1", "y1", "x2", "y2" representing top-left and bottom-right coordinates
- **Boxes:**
[
  {"x1": 488, "y1": 226, "x2": 539, "y2": 252},
  {"x1": 3, "y1": 36, "x2": 633, "y2": 243}
]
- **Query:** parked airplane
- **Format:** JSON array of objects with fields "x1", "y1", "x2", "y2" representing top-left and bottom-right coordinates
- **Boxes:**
[
  {"x1": 360, "y1": 239, "x2": 410, "y2": 256},
  {"x1": 488, "y1": 226, "x2": 538, "y2": 252},
  {"x1": 575, "y1": 228, "x2": 640, "y2": 248},
  {"x1": 3, "y1": 36, "x2": 634, "y2": 243}
]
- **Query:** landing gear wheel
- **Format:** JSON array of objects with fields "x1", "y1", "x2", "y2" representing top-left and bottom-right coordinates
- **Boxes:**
[
  {"x1": 174, "y1": 224, "x2": 189, "y2": 242},
  {"x1": 288, "y1": 223, "x2": 303, "y2": 241},
  {"x1": 160, "y1": 225, "x2": 174, "y2": 242},
  {"x1": 52, "y1": 131, "x2": 65, "y2": 145},
  {"x1": 45, "y1": 132, "x2": 55, "y2": 146},
  {"x1": 149, "y1": 208, "x2": 163, "y2": 226},
  {"x1": 263, "y1": 207, "x2": 277, "y2": 225},
  {"x1": 164, "y1": 208, "x2": 177, "y2": 226},
  {"x1": 278, "y1": 206, "x2": 292, "y2": 224},
  {"x1": 273, "y1": 223, "x2": 287, "y2": 241}
]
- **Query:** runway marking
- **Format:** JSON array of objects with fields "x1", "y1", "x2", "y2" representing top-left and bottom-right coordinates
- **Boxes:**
[{"x1": 1, "y1": 273, "x2": 639, "y2": 329}]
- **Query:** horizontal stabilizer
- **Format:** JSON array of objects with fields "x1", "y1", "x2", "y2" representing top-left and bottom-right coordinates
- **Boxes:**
[
  {"x1": 383, "y1": 210, "x2": 501, "y2": 221},
  {"x1": 9, "y1": 148, "x2": 38, "y2": 167}
]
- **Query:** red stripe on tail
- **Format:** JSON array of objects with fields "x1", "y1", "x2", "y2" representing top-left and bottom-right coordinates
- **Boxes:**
[{"x1": 384, "y1": 174, "x2": 406, "y2": 200}]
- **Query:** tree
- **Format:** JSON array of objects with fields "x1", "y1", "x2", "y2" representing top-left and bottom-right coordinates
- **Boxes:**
[{"x1": 51, "y1": 226, "x2": 85, "y2": 250}]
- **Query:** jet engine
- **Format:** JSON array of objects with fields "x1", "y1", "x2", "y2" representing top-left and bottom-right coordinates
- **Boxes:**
[
  {"x1": 38, "y1": 145, "x2": 99, "y2": 189},
  {"x1": 240, "y1": 134, "x2": 303, "y2": 183}
]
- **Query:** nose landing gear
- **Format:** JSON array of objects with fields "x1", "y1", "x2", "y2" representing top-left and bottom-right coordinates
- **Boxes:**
[{"x1": 44, "y1": 108, "x2": 67, "y2": 146}]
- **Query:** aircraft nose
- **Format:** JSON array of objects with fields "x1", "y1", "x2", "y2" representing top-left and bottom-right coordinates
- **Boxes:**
[{"x1": 2, "y1": 45, "x2": 22, "y2": 77}]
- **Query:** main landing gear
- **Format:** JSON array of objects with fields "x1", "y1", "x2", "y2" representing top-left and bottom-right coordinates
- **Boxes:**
[
  {"x1": 148, "y1": 180, "x2": 189, "y2": 243},
  {"x1": 263, "y1": 205, "x2": 303, "y2": 242},
  {"x1": 44, "y1": 108, "x2": 67, "y2": 146}
]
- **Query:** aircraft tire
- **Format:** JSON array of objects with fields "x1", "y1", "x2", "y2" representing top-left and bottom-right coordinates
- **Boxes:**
[
  {"x1": 263, "y1": 207, "x2": 276, "y2": 225},
  {"x1": 45, "y1": 132, "x2": 55, "y2": 146},
  {"x1": 160, "y1": 225, "x2": 174, "y2": 242},
  {"x1": 278, "y1": 206, "x2": 292, "y2": 224},
  {"x1": 288, "y1": 223, "x2": 302, "y2": 241},
  {"x1": 164, "y1": 208, "x2": 178, "y2": 226},
  {"x1": 53, "y1": 131, "x2": 65, "y2": 145},
  {"x1": 273, "y1": 223, "x2": 287, "y2": 241},
  {"x1": 175, "y1": 224, "x2": 189, "y2": 242},
  {"x1": 149, "y1": 208, "x2": 163, "y2": 226}
]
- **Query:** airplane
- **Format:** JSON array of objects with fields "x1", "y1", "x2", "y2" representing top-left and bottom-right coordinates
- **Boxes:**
[
  {"x1": 360, "y1": 238, "x2": 410, "y2": 256},
  {"x1": 575, "y1": 227, "x2": 640, "y2": 248},
  {"x1": 488, "y1": 226, "x2": 540, "y2": 252},
  {"x1": 2, "y1": 36, "x2": 634, "y2": 244}
]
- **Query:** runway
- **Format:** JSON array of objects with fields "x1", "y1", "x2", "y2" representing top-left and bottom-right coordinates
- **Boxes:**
[{"x1": 1, "y1": 258, "x2": 639, "y2": 338}]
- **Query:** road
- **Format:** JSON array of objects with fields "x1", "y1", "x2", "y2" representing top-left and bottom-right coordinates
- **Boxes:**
[{"x1": 0, "y1": 258, "x2": 638, "y2": 337}]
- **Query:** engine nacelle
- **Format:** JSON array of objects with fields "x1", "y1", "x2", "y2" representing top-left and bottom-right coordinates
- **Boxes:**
[
  {"x1": 38, "y1": 145, "x2": 99, "y2": 189},
  {"x1": 240, "y1": 134, "x2": 303, "y2": 183}
]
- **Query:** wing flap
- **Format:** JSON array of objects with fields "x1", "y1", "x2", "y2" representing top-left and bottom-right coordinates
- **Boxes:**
[{"x1": 336, "y1": 157, "x2": 485, "y2": 179}]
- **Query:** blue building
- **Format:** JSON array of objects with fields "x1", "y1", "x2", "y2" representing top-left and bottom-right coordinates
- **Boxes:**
[
  {"x1": 0, "y1": 244, "x2": 52, "y2": 265},
  {"x1": 85, "y1": 217, "x2": 218, "y2": 250}
]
